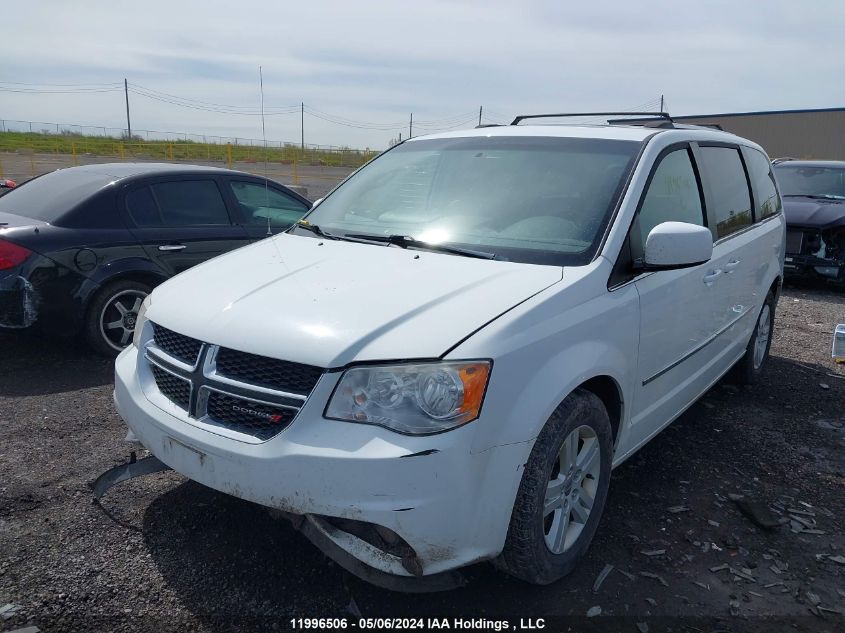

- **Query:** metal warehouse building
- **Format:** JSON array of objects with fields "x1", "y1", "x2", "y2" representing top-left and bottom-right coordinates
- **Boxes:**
[{"x1": 664, "y1": 107, "x2": 845, "y2": 160}]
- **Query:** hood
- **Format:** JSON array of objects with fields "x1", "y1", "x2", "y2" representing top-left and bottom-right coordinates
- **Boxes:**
[
  {"x1": 783, "y1": 197, "x2": 845, "y2": 229},
  {"x1": 147, "y1": 234, "x2": 563, "y2": 368}
]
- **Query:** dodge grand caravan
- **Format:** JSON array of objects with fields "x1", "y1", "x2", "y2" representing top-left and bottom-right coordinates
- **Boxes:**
[{"x1": 110, "y1": 114, "x2": 785, "y2": 589}]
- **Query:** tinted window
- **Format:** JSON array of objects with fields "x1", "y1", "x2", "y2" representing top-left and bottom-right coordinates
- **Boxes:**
[
  {"x1": 699, "y1": 147, "x2": 752, "y2": 239},
  {"x1": 300, "y1": 136, "x2": 641, "y2": 266},
  {"x1": 229, "y1": 181, "x2": 309, "y2": 228},
  {"x1": 0, "y1": 169, "x2": 114, "y2": 222},
  {"x1": 150, "y1": 180, "x2": 229, "y2": 226},
  {"x1": 747, "y1": 150, "x2": 781, "y2": 219},
  {"x1": 633, "y1": 148, "x2": 704, "y2": 257},
  {"x1": 126, "y1": 186, "x2": 161, "y2": 226}
]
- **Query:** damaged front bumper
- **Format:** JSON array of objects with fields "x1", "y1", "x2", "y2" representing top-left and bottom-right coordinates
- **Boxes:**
[
  {"x1": 0, "y1": 273, "x2": 37, "y2": 329},
  {"x1": 110, "y1": 346, "x2": 526, "y2": 590},
  {"x1": 783, "y1": 252, "x2": 845, "y2": 283},
  {"x1": 784, "y1": 226, "x2": 845, "y2": 284}
]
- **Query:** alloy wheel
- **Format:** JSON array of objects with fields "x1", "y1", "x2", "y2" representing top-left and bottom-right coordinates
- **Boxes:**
[
  {"x1": 753, "y1": 304, "x2": 771, "y2": 370},
  {"x1": 543, "y1": 424, "x2": 601, "y2": 554},
  {"x1": 99, "y1": 290, "x2": 147, "y2": 351}
]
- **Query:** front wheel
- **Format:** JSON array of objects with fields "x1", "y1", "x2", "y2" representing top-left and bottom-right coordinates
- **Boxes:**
[
  {"x1": 85, "y1": 280, "x2": 151, "y2": 355},
  {"x1": 496, "y1": 389, "x2": 613, "y2": 585}
]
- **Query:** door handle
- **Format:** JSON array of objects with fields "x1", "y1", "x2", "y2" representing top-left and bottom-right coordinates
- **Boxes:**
[
  {"x1": 158, "y1": 244, "x2": 186, "y2": 251},
  {"x1": 703, "y1": 269, "x2": 722, "y2": 284},
  {"x1": 724, "y1": 259, "x2": 742, "y2": 273}
]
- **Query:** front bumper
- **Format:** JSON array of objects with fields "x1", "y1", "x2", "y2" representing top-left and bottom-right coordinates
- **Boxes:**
[{"x1": 113, "y1": 345, "x2": 525, "y2": 579}]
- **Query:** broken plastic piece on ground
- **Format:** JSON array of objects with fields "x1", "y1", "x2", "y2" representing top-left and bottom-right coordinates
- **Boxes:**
[
  {"x1": 734, "y1": 498, "x2": 783, "y2": 530},
  {"x1": 592, "y1": 564, "x2": 614, "y2": 592},
  {"x1": 92, "y1": 454, "x2": 172, "y2": 499}
]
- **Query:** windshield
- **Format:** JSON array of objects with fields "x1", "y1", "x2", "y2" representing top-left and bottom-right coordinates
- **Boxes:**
[
  {"x1": 298, "y1": 136, "x2": 642, "y2": 265},
  {"x1": 774, "y1": 165, "x2": 845, "y2": 199}
]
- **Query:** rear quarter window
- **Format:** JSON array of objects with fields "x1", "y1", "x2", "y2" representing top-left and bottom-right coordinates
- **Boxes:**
[{"x1": 746, "y1": 149, "x2": 782, "y2": 220}]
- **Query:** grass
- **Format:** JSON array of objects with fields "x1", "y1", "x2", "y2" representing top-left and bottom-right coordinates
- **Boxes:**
[{"x1": 0, "y1": 130, "x2": 378, "y2": 168}]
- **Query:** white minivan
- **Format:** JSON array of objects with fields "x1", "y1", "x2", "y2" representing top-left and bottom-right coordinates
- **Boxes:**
[{"x1": 112, "y1": 114, "x2": 785, "y2": 590}]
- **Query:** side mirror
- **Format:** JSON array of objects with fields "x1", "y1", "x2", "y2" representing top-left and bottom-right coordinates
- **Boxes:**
[{"x1": 641, "y1": 221, "x2": 712, "y2": 270}]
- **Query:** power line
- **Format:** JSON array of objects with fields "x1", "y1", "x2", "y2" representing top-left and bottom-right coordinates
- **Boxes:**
[
  {"x1": 129, "y1": 82, "x2": 299, "y2": 114},
  {"x1": 0, "y1": 80, "x2": 122, "y2": 87},
  {"x1": 0, "y1": 86, "x2": 122, "y2": 94}
]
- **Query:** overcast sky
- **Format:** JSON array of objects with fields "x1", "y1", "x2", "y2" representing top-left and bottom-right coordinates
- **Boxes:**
[{"x1": 2, "y1": 1, "x2": 844, "y2": 149}]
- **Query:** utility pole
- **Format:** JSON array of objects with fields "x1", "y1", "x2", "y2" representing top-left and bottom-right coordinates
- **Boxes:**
[
  {"x1": 300, "y1": 102, "x2": 304, "y2": 153},
  {"x1": 409, "y1": 113, "x2": 413, "y2": 139},
  {"x1": 124, "y1": 78, "x2": 132, "y2": 139},
  {"x1": 478, "y1": 105, "x2": 483, "y2": 126}
]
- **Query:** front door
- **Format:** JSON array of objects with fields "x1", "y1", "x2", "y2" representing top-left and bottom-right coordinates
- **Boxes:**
[
  {"x1": 123, "y1": 177, "x2": 249, "y2": 276},
  {"x1": 629, "y1": 145, "x2": 734, "y2": 447}
]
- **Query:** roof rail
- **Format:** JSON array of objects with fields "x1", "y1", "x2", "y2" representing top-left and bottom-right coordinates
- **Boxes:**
[{"x1": 511, "y1": 112, "x2": 673, "y2": 126}]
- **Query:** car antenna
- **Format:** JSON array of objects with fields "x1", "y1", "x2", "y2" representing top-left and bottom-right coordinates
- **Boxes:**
[{"x1": 259, "y1": 66, "x2": 272, "y2": 237}]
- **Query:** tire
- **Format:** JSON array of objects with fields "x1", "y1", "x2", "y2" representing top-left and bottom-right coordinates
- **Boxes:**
[
  {"x1": 84, "y1": 279, "x2": 151, "y2": 356},
  {"x1": 496, "y1": 389, "x2": 613, "y2": 585},
  {"x1": 730, "y1": 290, "x2": 775, "y2": 385}
]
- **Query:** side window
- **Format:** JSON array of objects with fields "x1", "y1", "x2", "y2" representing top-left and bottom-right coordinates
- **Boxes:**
[
  {"x1": 229, "y1": 180, "x2": 309, "y2": 228},
  {"x1": 699, "y1": 147, "x2": 753, "y2": 238},
  {"x1": 632, "y1": 148, "x2": 704, "y2": 259},
  {"x1": 126, "y1": 186, "x2": 161, "y2": 227},
  {"x1": 746, "y1": 149, "x2": 782, "y2": 220},
  {"x1": 149, "y1": 180, "x2": 230, "y2": 226}
]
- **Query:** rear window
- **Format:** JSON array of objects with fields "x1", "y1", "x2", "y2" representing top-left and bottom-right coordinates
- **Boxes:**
[{"x1": 0, "y1": 169, "x2": 114, "y2": 222}]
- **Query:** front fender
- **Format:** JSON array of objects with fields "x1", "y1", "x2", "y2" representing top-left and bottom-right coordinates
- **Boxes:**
[{"x1": 447, "y1": 260, "x2": 640, "y2": 461}]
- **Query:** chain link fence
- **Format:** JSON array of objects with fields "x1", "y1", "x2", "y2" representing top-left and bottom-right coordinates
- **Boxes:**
[{"x1": 0, "y1": 118, "x2": 379, "y2": 169}]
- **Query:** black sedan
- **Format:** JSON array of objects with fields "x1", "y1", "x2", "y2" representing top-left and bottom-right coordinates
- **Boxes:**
[
  {"x1": 773, "y1": 159, "x2": 845, "y2": 287},
  {"x1": 0, "y1": 163, "x2": 311, "y2": 353}
]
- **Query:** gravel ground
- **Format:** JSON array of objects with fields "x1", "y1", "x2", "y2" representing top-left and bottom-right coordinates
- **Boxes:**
[{"x1": 1, "y1": 282, "x2": 844, "y2": 632}]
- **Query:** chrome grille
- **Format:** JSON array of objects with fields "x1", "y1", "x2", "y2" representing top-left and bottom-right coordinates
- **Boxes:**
[
  {"x1": 215, "y1": 348, "x2": 322, "y2": 396},
  {"x1": 143, "y1": 321, "x2": 321, "y2": 442},
  {"x1": 152, "y1": 324, "x2": 203, "y2": 366}
]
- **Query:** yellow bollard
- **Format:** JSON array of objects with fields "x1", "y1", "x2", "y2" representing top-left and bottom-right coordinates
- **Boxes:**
[
  {"x1": 226, "y1": 143, "x2": 233, "y2": 169},
  {"x1": 293, "y1": 158, "x2": 299, "y2": 185},
  {"x1": 0, "y1": 159, "x2": 4, "y2": 178},
  {"x1": 72, "y1": 142, "x2": 78, "y2": 166},
  {"x1": 168, "y1": 144, "x2": 174, "y2": 161}
]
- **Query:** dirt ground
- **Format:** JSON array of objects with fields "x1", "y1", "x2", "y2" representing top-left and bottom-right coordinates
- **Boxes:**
[
  {"x1": 1, "y1": 281, "x2": 844, "y2": 633},
  {"x1": 0, "y1": 152, "x2": 355, "y2": 200}
]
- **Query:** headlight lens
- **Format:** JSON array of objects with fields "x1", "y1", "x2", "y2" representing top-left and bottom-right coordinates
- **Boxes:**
[
  {"x1": 325, "y1": 361, "x2": 491, "y2": 434},
  {"x1": 132, "y1": 295, "x2": 152, "y2": 348}
]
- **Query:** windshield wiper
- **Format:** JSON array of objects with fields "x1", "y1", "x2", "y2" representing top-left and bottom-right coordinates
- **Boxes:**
[
  {"x1": 784, "y1": 194, "x2": 845, "y2": 201},
  {"x1": 290, "y1": 221, "x2": 340, "y2": 239},
  {"x1": 343, "y1": 233, "x2": 498, "y2": 259}
]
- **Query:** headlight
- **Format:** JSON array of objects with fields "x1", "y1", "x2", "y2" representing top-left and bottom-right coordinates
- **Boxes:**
[
  {"x1": 325, "y1": 361, "x2": 491, "y2": 435},
  {"x1": 132, "y1": 295, "x2": 152, "y2": 348}
]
